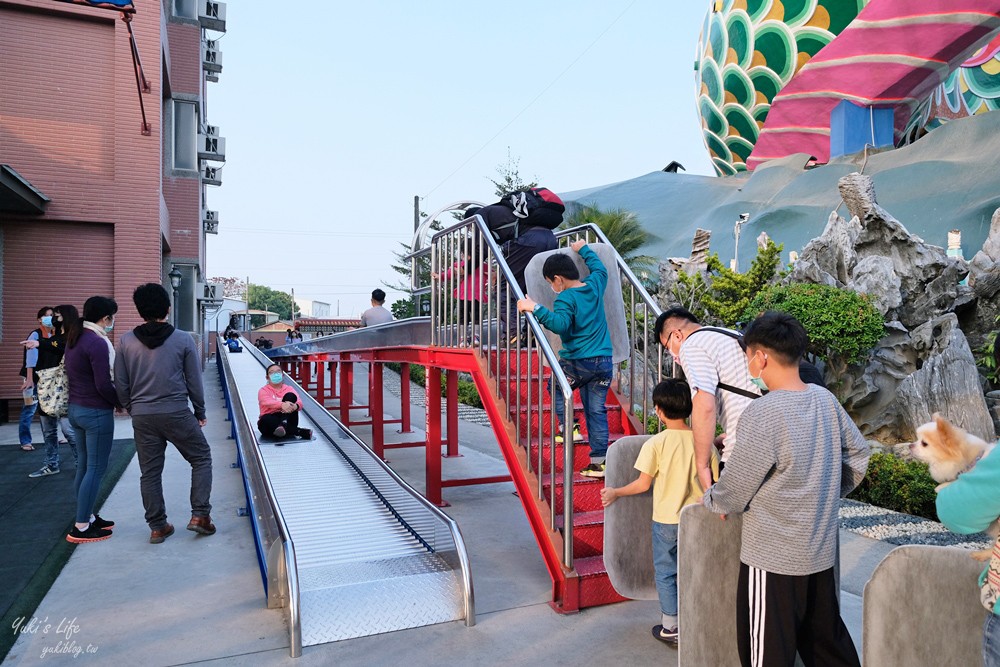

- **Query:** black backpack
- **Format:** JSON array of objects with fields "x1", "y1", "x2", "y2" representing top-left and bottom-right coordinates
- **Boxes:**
[
  {"x1": 503, "y1": 187, "x2": 565, "y2": 230},
  {"x1": 477, "y1": 203, "x2": 521, "y2": 244},
  {"x1": 477, "y1": 187, "x2": 567, "y2": 244}
]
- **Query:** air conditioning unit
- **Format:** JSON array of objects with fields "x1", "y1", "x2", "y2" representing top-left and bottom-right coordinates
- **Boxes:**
[
  {"x1": 197, "y1": 282, "x2": 225, "y2": 309},
  {"x1": 198, "y1": 125, "x2": 225, "y2": 161},
  {"x1": 199, "y1": 1, "x2": 226, "y2": 32},
  {"x1": 203, "y1": 39, "x2": 222, "y2": 74},
  {"x1": 203, "y1": 210, "x2": 219, "y2": 234},
  {"x1": 202, "y1": 164, "x2": 222, "y2": 187}
]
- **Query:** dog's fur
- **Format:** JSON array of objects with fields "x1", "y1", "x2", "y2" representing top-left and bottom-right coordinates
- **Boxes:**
[{"x1": 910, "y1": 413, "x2": 998, "y2": 560}]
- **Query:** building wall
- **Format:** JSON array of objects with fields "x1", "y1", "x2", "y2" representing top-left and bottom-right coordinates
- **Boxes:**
[
  {"x1": 0, "y1": 222, "x2": 114, "y2": 385},
  {"x1": 0, "y1": 0, "x2": 214, "y2": 410}
]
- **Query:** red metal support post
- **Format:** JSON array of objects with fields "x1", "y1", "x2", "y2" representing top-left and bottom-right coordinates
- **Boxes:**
[
  {"x1": 398, "y1": 362, "x2": 412, "y2": 433},
  {"x1": 372, "y1": 363, "x2": 385, "y2": 460},
  {"x1": 445, "y1": 370, "x2": 460, "y2": 457},
  {"x1": 425, "y1": 366, "x2": 445, "y2": 506},
  {"x1": 315, "y1": 360, "x2": 326, "y2": 404},
  {"x1": 339, "y1": 357, "x2": 353, "y2": 425}
]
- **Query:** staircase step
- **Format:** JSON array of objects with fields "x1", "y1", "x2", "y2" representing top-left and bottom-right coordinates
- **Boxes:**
[
  {"x1": 516, "y1": 404, "x2": 624, "y2": 438},
  {"x1": 555, "y1": 511, "x2": 606, "y2": 559},
  {"x1": 541, "y1": 472, "x2": 604, "y2": 513},
  {"x1": 573, "y1": 555, "x2": 630, "y2": 608},
  {"x1": 527, "y1": 434, "x2": 626, "y2": 473}
]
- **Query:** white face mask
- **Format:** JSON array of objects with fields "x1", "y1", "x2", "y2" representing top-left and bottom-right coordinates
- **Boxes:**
[{"x1": 748, "y1": 352, "x2": 768, "y2": 391}]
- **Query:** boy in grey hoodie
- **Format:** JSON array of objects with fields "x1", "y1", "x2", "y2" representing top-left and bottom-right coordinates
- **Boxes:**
[{"x1": 114, "y1": 283, "x2": 215, "y2": 544}]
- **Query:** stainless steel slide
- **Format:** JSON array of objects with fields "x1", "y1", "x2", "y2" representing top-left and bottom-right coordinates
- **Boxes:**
[{"x1": 217, "y1": 335, "x2": 473, "y2": 655}]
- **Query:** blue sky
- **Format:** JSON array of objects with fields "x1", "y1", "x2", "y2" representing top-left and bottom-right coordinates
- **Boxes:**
[{"x1": 206, "y1": 0, "x2": 715, "y2": 316}]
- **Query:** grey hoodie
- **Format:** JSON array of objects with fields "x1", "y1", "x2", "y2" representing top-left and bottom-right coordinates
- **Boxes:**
[{"x1": 114, "y1": 327, "x2": 206, "y2": 420}]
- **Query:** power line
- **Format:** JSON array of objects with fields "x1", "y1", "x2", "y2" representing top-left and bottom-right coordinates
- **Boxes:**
[
  {"x1": 421, "y1": 0, "x2": 640, "y2": 200},
  {"x1": 222, "y1": 226, "x2": 402, "y2": 239}
]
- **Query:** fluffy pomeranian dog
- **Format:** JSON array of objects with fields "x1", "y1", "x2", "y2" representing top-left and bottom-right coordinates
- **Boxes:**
[{"x1": 910, "y1": 413, "x2": 997, "y2": 560}]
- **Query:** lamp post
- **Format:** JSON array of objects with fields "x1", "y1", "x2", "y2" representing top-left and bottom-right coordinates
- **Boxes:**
[{"x1": 168, "y1": 266, "x2": 183, "y2": 328}]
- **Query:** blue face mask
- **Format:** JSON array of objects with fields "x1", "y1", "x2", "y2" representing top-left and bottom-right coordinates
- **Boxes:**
[
  {"x1": 41, "y1": 316, "x2": 53, "y2": 328},
  {"x1": 269, "y1": 373, "x2": 283, "y2": 384},
  {"x1": 104, "y1": 321, "x2": 115, "y2": 334},
  {"x1": 749, "y1": 352, "x2": 768, "y2": 392}
]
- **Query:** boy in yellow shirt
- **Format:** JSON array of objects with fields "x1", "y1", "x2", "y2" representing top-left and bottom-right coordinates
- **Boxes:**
[{"x1": 601, "y1": 378, "x2": 719, "y2": 647}]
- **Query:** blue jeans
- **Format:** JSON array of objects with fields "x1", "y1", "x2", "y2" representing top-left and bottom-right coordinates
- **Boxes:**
[
  {"x1": 986, "y1": 612, "x2": 1000, "y2": 667},
  {"x1": 550, "y1": 356, "x2": 612, "y2": 459},
  {"x1": 69, "y1": 405, "x2": 114, "y2": 524},
  {"x1": 40, "y1": 412, "x2": 77, "y2": 470},
  {"x1": 652, "y1": 521, "x2": 679, "y2": 617},
  {"x1": 18, "y1": 398, "x2": 37, "y2": 446}
]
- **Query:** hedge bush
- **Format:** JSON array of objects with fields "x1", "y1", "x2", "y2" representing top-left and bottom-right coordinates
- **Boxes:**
[
  {"x1": 848, "y1": 451, "x2": 939, "y2": 521},
  {"x1": 742, "y1": 283, "x2": 883, "y2": 366}
]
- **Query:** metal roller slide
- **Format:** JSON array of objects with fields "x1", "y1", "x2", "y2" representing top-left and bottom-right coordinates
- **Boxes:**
[{"x1": 218, "y1": 338, "x2": 473, "y2": 652}]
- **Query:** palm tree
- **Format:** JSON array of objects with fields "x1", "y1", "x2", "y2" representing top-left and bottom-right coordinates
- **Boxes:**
[{"x1": 564, "y1": 203, "x2": 657, "y2": 282}]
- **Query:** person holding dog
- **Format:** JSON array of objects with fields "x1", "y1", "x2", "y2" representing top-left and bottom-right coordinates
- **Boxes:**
[{"x1": 937, "y1": 449, "x2": 1000, "y2": 666}]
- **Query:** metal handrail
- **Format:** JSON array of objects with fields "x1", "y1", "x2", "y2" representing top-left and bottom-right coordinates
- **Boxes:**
[
  {"x1": 425, "y1": 215, "x2": 577, "y2": 569},
  {"x1": 217, "y1": 338, "x2": 303, "y2": 657},
  {"x1": 556, "y1": 223, "x2": 667, "y2": 431}
]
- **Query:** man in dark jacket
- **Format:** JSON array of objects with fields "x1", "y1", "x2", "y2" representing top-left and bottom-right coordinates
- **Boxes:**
[{"x1": 114, "y1": 283, "x2": 215, "y2": 544}]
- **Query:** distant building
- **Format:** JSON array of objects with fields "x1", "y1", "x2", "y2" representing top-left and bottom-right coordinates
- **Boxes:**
[
  {"x1": 0, "y1": 0, "x2": 227, "y2": 414},
  {"x1": 294, "y1": 298, "x2": 332, "y2": 319}
]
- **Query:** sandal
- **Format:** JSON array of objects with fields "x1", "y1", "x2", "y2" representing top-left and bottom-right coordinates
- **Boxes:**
[{"x1": 20, "y1": 444, "x2": 35, "y2": 451}]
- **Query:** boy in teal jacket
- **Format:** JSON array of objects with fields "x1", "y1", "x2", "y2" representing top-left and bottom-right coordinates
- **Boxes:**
[
  {"x1": 937, "y1": 449, "x2": 1000, "y2": 666},
  {"x1": 518, "y1": 240, "x2": 612, "y2": 478}
]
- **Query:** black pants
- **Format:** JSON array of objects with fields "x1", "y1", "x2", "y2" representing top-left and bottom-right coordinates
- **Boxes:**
[
  {"x1": 736, "y1": 563, "x2": 859, "y2": 667},
  {"x1": 257, "y1": 392, "x2": 301, "y2": 437}
]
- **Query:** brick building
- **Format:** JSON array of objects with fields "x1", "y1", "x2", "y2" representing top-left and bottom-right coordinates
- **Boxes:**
[{"x1": 0, "y1": 0, "x2": 225, "y2": 416}]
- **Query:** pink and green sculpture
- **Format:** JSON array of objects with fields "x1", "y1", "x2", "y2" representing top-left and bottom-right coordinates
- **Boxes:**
[{"x1": 696, "y1": 0, "x2": 1000, "y2": 175}]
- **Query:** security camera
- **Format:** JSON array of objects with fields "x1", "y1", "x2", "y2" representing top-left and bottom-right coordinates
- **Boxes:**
[{"x1": 738, "y1": 213, "x2": 750, "y2": 222}]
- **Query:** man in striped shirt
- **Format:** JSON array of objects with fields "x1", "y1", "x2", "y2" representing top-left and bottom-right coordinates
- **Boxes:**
[
  {"x1": 702, "y1": 311, "x2": 869, "y2": 667},
  {"x1": 655, "y1": 306, "x2": 760, "y2": 491}
]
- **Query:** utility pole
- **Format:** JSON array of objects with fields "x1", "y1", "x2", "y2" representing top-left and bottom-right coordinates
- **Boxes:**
[{"x1": 412, "y1": 195, "x2": 420, "y2": 316}]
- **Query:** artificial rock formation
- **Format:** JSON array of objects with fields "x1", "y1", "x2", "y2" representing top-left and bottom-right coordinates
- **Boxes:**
[{"x1": 788, "y1": 173, "x2": 992, "y2": 442}]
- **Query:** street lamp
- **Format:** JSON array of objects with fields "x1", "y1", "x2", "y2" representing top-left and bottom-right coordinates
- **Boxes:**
[{"x1": 168, "y1": 266, "x2": 183, "y2": 327}]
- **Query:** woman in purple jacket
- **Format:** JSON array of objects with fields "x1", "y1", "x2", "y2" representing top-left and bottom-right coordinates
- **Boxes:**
[{"x1": 64, "y1": 297, "x2": 119, "y2": 544}]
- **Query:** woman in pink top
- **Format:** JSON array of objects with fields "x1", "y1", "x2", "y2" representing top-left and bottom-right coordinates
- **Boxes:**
[
  {"x1": 257, "y1": 363, "x2": 311, "y2": 444},
  {"x1": 438, "y1": 239, "x2": 487, "y2": 342}
]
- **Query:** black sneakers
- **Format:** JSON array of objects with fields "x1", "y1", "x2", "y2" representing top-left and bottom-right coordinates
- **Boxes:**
[
  {"x1": 92, "y1": 515, "x2": 115, "y2": 531},
  {"x1": 66, "y1": 524, "x2": 112, "y2": 544},
  {"x1": 298, "y1": 428, "x2": 313, "y2": 440},
  {"x1": 652, "y1": 624, "x2": 678, "y2": 646},
  {"x1": 580, "y1": 462, "x2": 606, "y2": 478}
]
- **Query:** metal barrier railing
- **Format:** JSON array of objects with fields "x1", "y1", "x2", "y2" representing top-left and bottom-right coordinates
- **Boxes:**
[
  {"x1": 216, "y1": 338, "x2": 303, "y2": 657},
  {"x1": 554, "y1": 223, "x2": 667, "y2": 432},
  {"x1": 411, "y1": 214, "x2": 576, "y2": 568}
]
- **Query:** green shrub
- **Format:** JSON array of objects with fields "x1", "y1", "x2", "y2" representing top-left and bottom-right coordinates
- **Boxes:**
[
  {"x1": 741, "y1": 283, "x2": 883, "y2": 379},
  {"x1": 672, "y1": 239, "x2": 783, "y2": 326},
  {"x1": 848, "y1": 452, "x2": 939, "y2": 520}
]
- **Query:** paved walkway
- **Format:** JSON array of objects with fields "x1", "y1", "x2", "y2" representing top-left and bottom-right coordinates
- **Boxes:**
[{"x1": 0, "y1": 360, "x2": 926, "y2": 665}]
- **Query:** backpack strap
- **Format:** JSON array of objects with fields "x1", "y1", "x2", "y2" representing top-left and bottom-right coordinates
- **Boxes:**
[
  {"x1": 716, "y1": 382, "x2": 760, "y2": 400},
  {"x1": 685, "y1": 326, "x2": 760, "y2": 399}
]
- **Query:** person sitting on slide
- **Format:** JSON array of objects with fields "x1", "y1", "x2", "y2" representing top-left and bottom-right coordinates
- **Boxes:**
[{"x1": 257, "y1": 364, "x2": 311, "y2": 443}]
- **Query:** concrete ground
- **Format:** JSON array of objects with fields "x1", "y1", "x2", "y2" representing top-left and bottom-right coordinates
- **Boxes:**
[{"x1": 1, "y1": 362, "x2": 893, "y2": 666}]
